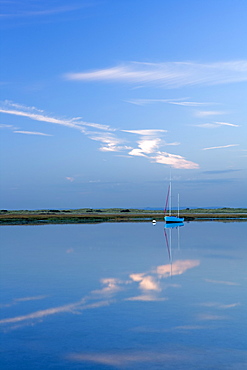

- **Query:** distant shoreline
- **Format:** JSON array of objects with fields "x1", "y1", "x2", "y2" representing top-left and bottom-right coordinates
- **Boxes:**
[{"x1": 0, "y1": 208, "x2": 247, "y2": 225}]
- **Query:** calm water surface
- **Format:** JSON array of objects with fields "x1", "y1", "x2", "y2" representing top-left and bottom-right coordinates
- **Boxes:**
[{"x1": 0, "y1": 221, "x2": 246, "y2": 369}]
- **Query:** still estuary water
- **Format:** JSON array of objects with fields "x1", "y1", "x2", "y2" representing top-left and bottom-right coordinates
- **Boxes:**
[{"x1": 0, "y1": 221, "x2": 246, "y2": 369}]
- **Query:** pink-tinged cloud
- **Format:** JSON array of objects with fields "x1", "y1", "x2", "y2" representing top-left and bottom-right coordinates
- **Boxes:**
[{"x1": 152, "y1": 152, "x2": 199, "y2": 169}]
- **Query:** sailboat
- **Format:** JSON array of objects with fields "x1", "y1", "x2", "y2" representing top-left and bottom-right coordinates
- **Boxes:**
[{"x1": 164, "y1": 177, "x2": 184, "y2": 223}]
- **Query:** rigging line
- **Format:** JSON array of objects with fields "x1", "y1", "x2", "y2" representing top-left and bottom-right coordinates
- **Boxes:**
[
  {"x1": 164, "y1": 228, "x2": 171, "y2": 261},
  {"x1": 164, "y1": 184, "x2": 170, "y2": 215}
]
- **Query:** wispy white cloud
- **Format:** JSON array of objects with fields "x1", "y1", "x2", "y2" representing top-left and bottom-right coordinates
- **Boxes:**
[
  {"x1": 0, "y1": 124, "x2": 17, "y2": 129},
  {"x1": 65, "y1": 60, "x2": 247, "y2": 87},
  {"x1": 195, "y1": 121, "x2": 239, "y2": 129},
  {"x1": 126, "y1": 295, "x2": 167, "y2": 302},
  {"x1": 204, "y1": 279, "x2": 240, "y2": 286},
  {"x1": 215, "y1": 121, "x2": 239, "y2": 127},
  {"x1": 127, "y1": 138, "x2": 180, "y2": 158},
  {"x1": 196, "y1": 111, "x2": 226, "y2": 117},
  {"x1": 199, "y1": 302, "x2": 240, "y2": 309},
  {"x1": 164, "y1": 142, "x2": 180, "y2": 146},
  {"x1": 88, "y1": 132, "x2": 130, "y2": 152},
  {"x1": 197, "y1": 314, "x2": 228, "y2": 321},
  {"x1": 169, "y1": 325, "x2": 205, "y2": 331},
  {"x1": 0, "y1": 100, "x2": 112, "y2": 132},
  {"x1": 14, "y1": 130, "x2": 52, "y2": 136},
  {"x1": 122, "y1": 130, "x2": 165, "y2": 157},
  {"x1": 122, "y1": 129, "x2": 167, "y2": 136},
  {"x1": 0, "y1": 106, "x2": 84, "y2": 130},
  {"x1": 129, "y1": 138, "x2": 162, "y2": 156},
  {"x1": 128, "y1": 148, "x2": 147, "y2": 157},
  {"x1": 1, "y1": 122, "x2": 52, "y2": 136},
  {"x1": 67, "y1": 350, "x2": 184, "y2": 367},
  {"x1": 0, "y1": 3, "x2": 87, "y2": 18},
  {"x1": 203, "y1": 144, "x2": 239, "y2": 151},
  {"x1": 0, "y1": 100, "x2": 199, "y2": 170},
  {"x1": 3, "y1": 101, "x2": 44, "y2": 113},
  {"x1": 0, "y1": 295, "x2": 48, "y2": 308},
  {"x1": 170, "y1": 101, "x2": 212, "y2": 107},
  {"x1": 126, "y1": 98, "x2": 180, "y2": 106},
  {"x1": 195, "y1": 123, "x2": 220, "y2": 128},
  {"x1": 14, "y1": 295, "x2": 48, "y2": 303},
  {"x1": 126, "y1": 98, "x2": 213, "y2": 107}
]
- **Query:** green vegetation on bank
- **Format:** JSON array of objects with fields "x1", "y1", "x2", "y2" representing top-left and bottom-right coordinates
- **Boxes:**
[
  {"x1": 0, "y1": 207, "x2": 247, "y2": 215},
  {"x1": 181, "y1": 207, "x2": 247, "y2": 214},
  {"x1": 0, "y1": 207, "x2": 246, "y2": 225}
]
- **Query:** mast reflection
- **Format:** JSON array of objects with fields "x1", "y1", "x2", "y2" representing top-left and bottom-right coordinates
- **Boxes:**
[{"x1": 164, "y1": 222, "x2": 184, "y2": 276}]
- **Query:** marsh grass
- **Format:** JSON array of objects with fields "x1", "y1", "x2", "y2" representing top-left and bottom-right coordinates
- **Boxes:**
[
  {"x1": 0, "y1": 208, "x2": 246, "y2": 225},
  {"x1": 1, "y1": 207, "x2": 246, "y2": 215}
]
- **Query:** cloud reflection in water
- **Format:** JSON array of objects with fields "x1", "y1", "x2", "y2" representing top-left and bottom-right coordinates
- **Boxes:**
[{"x1": 0, "y1": 258, "x2": 200, "y2": 330}]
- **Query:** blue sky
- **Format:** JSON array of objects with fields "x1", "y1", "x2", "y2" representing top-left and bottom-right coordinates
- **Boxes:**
[{"x1": 0, "y1": 0, "x2": 247, "y2": 209}]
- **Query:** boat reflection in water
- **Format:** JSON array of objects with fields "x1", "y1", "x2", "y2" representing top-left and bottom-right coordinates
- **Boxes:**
[
  {"x1": 164, "y1": 222, "x2": 184, "y2": 229},
  {"x1": 164, "y1": 222, "x2": 184, "y2": 276}
]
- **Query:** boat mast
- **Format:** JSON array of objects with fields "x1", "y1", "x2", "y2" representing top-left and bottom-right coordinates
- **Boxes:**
[
  {"x1": 178, "y1": 193, "x2": 180, "y2": 218},
  {"x1": 169, "y1": 171, "x2": 172, "y2": 216}
]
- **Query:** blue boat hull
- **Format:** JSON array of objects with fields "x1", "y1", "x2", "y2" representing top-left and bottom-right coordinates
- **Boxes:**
[{"x1": 164, "y1": 216, "x2": 184, "y2": 223}]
